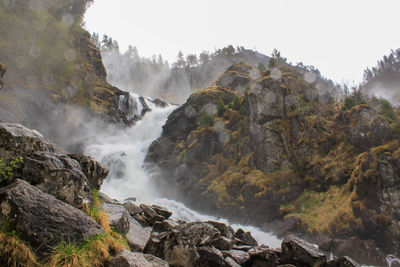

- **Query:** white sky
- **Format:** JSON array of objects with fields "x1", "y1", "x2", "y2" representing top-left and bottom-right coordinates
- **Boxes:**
[{"x1": 84, "y1": 0, "x2": 400, "y2": 84}]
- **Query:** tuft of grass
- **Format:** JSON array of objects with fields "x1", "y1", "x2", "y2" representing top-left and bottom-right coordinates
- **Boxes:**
[
  {"x1": 83, "y1": 188, "x2": 111, "y2": 232},
  {"x1": 0, "y1": 232, "x2": 40, "y2": 267}
]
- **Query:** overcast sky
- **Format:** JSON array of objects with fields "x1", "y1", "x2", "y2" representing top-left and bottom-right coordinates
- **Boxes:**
[{"x1": 84, "y1": 0, "x2": 400, "y2": 84}]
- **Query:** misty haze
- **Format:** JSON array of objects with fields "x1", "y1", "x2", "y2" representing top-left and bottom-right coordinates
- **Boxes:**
[{"x1": 0, "y1": 0, "x2": 400, "y2": 266}]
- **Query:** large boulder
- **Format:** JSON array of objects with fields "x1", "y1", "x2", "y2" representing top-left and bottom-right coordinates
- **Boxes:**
[
  {"x1": 0, "y1": 123, "x2": 108, "y2": 208},
  {"x1": 281, "y1": 235, "x2": 326, "y2": 267},
  {"x1": 102, "y1": 203, "x2": 131, "y2": 234},
  {"x1": 0, "y1": 180, "x2": 104, "y2": 259},
  {"x1": 126, "y1": 217, "x2": 151, "y2": 252}
]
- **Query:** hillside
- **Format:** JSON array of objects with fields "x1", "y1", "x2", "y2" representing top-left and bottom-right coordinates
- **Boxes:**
[
  {"x1": 0, "y1": 0, "x2": 144, "y2": 150},
  {"x1": 145, "y1": 62, "x2": 400, "y2": 265}
]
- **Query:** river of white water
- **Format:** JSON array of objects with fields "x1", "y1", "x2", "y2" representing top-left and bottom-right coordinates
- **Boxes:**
[{"x1": 84, "y1": 94, "x2": 282, "y2": 249}]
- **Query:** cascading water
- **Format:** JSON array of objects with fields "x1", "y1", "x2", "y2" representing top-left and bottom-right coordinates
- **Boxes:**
[{"x1": 85, "y1": 94, "x2": 282, "y2": 248}]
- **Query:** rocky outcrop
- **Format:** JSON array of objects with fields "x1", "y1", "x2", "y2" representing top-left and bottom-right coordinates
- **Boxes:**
[
  {"x1": 111, "y1": 249, "x2": 169, "y2": 267},
  {"x1": 0, "y1": 179, "x2": 104, "y2": 259},
  {"x1": 0, "y1": 63, "x2": 5, "y2": 90},
  {"x1": 145, "y1": 63, "x2": 400, "y2": 264},
  {"x1": 0, "y1": 122, "x2": 108, "y2": 208}
]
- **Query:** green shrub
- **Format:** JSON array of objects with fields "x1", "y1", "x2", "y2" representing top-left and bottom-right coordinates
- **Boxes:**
[
  {"x1": 0, "y1": 156, "x2": 23, "y2": 183},
  {"x1": 232, "y1": 96, "x2": 242, "y2": 111},
  {"x1": 199, "y1": 112, "x2": 214, "y2": 127},
  {"x1": 217, "y1": 97, "x2": 226, "y2": 117},
  {"x1": 379, "y1": 98, "x2": 397, "y2": 123}
]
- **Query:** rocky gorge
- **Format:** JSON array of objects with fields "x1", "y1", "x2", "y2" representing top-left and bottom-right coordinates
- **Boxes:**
[{"x1": 0, "y1": 121, "x2": 363, "y2": 266}]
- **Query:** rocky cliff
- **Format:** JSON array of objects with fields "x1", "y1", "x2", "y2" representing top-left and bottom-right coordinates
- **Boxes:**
[{"x1": 146, "y1": 63, "x2": 400, "y2": 265}]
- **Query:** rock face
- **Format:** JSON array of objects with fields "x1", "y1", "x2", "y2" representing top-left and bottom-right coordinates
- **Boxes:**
[
  {"x1": 0, "y1": 63, "x2": 5, "y2": 90},
  {"x1": 145, "y1": 63, "x2": 400, "y2": 264},
  {"x1": 0, "y1": 180, "x2": 104, "y2": 259},
  {"x1": 0, "y1": 122, "x2": 108, "y2": 208}
]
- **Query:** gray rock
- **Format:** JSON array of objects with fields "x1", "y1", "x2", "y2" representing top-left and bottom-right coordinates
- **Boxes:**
[
  {"x1": 248, "y1": 245, "x2": 280, "y2": 266},
  {"x1": 152, "y1": 204, "x2": 172, "y2": 219},
  {"x1": 126, "y1": 217, "x2": 151, "y2": 252},
  {"x1": 140, "y1": 203, "x2": 164, "y2": 224},
  {"x1": 124, "y1": 201, "x2": 143, "y2": 216},
  {"x1": 197, "y1": 246, "x2": 225, "y2": 267},
  {"x1": 235, "y1": 228, "x2": 258, "y2": 246},
  {"x1": 368, "y1": 115, "x2": 392, "y2": 146},
  {"x1": 0, "y1": 180, "x2": 104, "y2": 259},
  {"x1": 111, "y1": 249, "x2": 169, "y2": 267},
  {"x1": 281, "y1": 235, "x2": 326, "y2": 267},
  {"x1": 22, "y1": 151, "x2": 92, "y2": 208},
  {"x1": 153, "y1": 220, "x2": 177, "y2": 233},
  {"x1": 224, "y1": 257, "x2": 241, "y2": 267},
  {"x1": 222, "y1": 250, "x2": 250, "y2": 266},
  {"x1": 68, "y1": 153, "x2": 109, "y2": 190},
  {"x1": 207, "y1": 220, "x2": 235, "y2": 239},
  {"x1": 99, "y1": 191, "x2": 120, "y2": 204},
  {"x1": 102, "y1": 203, "x2": 131, "y2": 234},
  {"x1": 211, "y1": 236, "x2": 234, "y2": 251}
]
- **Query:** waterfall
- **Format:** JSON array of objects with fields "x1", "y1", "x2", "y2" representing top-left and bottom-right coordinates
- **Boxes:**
[{"x1": 85, "y1": 99, "x2": 282, "y2": 248}]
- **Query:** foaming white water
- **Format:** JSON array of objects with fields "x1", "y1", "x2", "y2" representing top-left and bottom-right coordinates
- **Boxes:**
[
  {"x1": 85, "y1": 102, "x2": 176, "y2": 202},
  {"x1": 85, "y1": 101, "x2": 281, "y2": 248}
]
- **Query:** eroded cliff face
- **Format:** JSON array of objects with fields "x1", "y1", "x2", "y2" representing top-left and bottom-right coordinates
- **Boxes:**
[
  {"x1": 146, "y1": 63, "x2": 400, "y2": 265},
  {"x1": 0, "y1": 1, "x2": 145, "y2": 151}
]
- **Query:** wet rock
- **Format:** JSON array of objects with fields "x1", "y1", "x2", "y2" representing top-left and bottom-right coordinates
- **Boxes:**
[
  {"x1": 68, "y1": 153, "x2": 109, "y2": 190},
  {"x1": 224, "y1": 257, "x2": 241, "y2": 267},
  {"x1": 248, "y1": 245, "x2": 280, "y2": 267},
  {"x1": 222, "y1": 250, "x2": 251, "y2": 266},
  {"x1": 0, "y1": 180, "x2": 104, "y2": 259},
  {"x1": 124, "y1": 201, "x2": 143, "y2": 216},
  {"x1": 111, "y1": 249, "x2": 169, "y2": 267},
  {"x1": 326, "y1": 256, "x2": 360, "y2": 267},
  {"x1": 144, "y1": 222, "x2": 221, "y2": 266},
  {"x1": 281, "y1": 235, "x2": 326, "y2": 267},
  {"x1": 235, "y1": 228, "x2": 258, "y2": 246},
  {"x1": 140, "y1": 203, "x2": 164, "y2": 224},
  {"x1": 126, "y1": 217, "x2": 151, "y2": 252},
  {"x1": 102, "y1": 203, "x2": 131, "y2": 234},
  {"x1": 152, "y1": 204, "x2": 172, "y2": 219},
  {"x1": 99, "y1": 191, "x2": 120, "y2": 204},
  {"x1": 22, "y1": 151, "x2": 92, "y2": 208},
  {"x1": 153, "y1": 220, "x2": 177, "y2": 233},
  {"x1": 197, "y1": 246, "x2": 225, "y2": 267},
  {"x1": 207, "y1": 220, "x2": 235, "y2": 239},
  {"x1": 211, "y1": 236, "x2": 234, "y2": 251}
]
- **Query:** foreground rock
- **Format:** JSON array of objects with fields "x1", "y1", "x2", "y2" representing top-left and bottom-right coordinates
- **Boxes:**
[
  {"x1": 0, "y1": 180, "x2": 104, "y2": 258},
  {"x1": 0, "y1": 122, "x2": 108, "y2": 208},
  {"x1": 111, "y1": 249, "x2": 169, "y2": 267}
]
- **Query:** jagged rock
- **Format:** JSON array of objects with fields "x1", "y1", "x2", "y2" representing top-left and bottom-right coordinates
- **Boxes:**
[
  {"x1": 197, "y1": 246, "x2": 225, "y2": 267},
  {"x1": 368, "y1": 115, "x2": 392, "y2": 146},
  {"x1": 152, "y1": 205, "x2": 172, "y2": 219},
  {"x1": 222, "y1": 250, "x2": 251, "y2": 266},
  {"x1": 68, "y1": 153, "x2": 109, "y2": 190},
  {"x1": 326, "y1": 256, "x2": 360, "y2": 267},
  {"x1": 0, "y1": 123, "x2": 59, "y2": 159},
  {"x1": 102, "y1": 203, "x2": 131, "y2": 234},
  {"x1": 235, "y1": 228, "x2": 258, "y2": 246},
  {"x1": 111, "y1": 249, "x2": 169, "y2": 267},
  {"x1": 22, "y1": 151, "x2": 93, "y2": 208},
  {"x1": 0, "y1": 180, "x2": 104, "y2": 259},
  {"x1": 348, "y1": 106, "x2": 376, "y2": 149},
  {"x1": 207, "y1": 220, "x2": 235, "y2": 239},
  {"x1": 144, "y1": 222, "x2": 221, "y2": 266},
  {"x1": 124, "y1": 201, "x2": 143, "y2": 216},
  {"x1": 224, "y1": 257, "x2": 241, "y2": 267},
  {"x1": 140, "y1": 203, "x2": 164, "y2": 224},
  {"x1": 153, "y1": 220, "x2": 177, "y2": 233},
  {"x1": 248, "y1": 245, "x2": 280, "y2": 267},
  {"x1": 126, "y1": 217, "x2": 151, "y2": 252},
  {"x1": 281, "y1": 235, "x2": 326, "y2": 267},
  {"x1": 99, "y1": 191, "x2": 120, "y2": 204},
  {"x1": 211, "y1": 236, "x2": 234, "y2": 251}
]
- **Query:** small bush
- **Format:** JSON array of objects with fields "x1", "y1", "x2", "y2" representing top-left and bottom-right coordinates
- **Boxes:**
[
  {"x1": 217, "y1": 97, "x2": 226, "y2": 117},
  {"x1": 199, "y1": 112, "x2": 214, "y2": 127},
  {"x1": 379, "y1": 98, "x2": 397, "y2": 123},
  {"x1": 232, "y1": 96, "x2": 242, "y2": 111},
  {"x1": 0, "y1": 232, "x2": 39, "y2": 267},
  {"x1": 0, "y1": 156, "x2": 23, "y2": 183}
]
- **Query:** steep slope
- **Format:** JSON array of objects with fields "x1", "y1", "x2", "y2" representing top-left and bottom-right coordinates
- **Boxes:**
[
  {"x1": 146, "y1": 63, "x2": 400, "y2": 265},
  {"x1": 0, "y1": 0, "x2": 156, "y2": 150}
]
